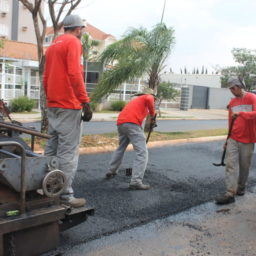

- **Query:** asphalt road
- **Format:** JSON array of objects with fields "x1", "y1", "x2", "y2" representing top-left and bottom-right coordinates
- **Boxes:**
[
  {"x1": 54, "y1": 140, "x2": 256, "y2": 253},
  {"x1": 24, "y1": 119, "x2": 228, "y2": 135}
]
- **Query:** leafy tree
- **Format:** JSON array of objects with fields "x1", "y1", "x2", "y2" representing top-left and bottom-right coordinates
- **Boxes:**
[
  {"x1": 156, "y1": 81, "x2": 179, "y2": 116},
  {"x1": 91, "y1": 23, "x2": 175, "y2": 102},
  {"x1": 0, "y1": 40, "x2": 3, "y2": 48},
  {"x1": 201, "y1": 65, "x2": 204, "y2": 74},
  {"x1": 221, "y1": 48, "x2": 256, "y2": 90},
  {"x1": 196, "y1": 68, "x2": 199, "y2": 74},
  {"x1": 18, "y1": 0, "x2": 82, "y2": 132},
  {"x1": 184, "y1": 67, "x2": 187, "y2": 74}
]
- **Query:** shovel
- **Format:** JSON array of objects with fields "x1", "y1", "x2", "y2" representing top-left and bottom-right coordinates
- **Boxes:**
[
  {"x1": 212, "y1": 117, "x2": 236, "y2": 167},
  {"x1": 126, "y1": 115, "x2": 157, "y2": 176}
]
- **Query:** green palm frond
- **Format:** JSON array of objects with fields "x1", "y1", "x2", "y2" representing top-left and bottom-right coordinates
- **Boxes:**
[{"x1": 92, "y1": 23, "x2": 175, "y2": 101}]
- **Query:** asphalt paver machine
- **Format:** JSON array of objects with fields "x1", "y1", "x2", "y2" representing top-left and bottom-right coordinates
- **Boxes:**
[{"x1": 0, "y1": 103, "x2": 94, "y2": 256}]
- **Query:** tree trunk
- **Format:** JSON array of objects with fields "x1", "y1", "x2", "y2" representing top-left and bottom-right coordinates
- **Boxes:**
[{"x1": 39, "y1": 56, "x2": 48, "y2": 133}]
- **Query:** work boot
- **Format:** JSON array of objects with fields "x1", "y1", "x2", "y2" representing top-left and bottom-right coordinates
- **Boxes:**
[
  {"x1": 236, "y1": 188, "x2": 245, "y2": 196},
  {"x1": 215, "y1": 194, "x2": 235, "y2": 205},
  {"x1": 61, "y1": 197, "x2": 86, "y2": 208},
  {"x1": 105, "y1": 170, "x2": 117, "y2": 179},
  {"x1": 129, "y1": 183, "x2": 150, "y2": 190}
]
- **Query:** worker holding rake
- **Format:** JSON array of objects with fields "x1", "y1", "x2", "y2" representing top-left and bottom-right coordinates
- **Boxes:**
[
  {"x1": 105, "y1": 87, "x2": 156, "y2": 190},
  {"x1": 215, "y1": 77, "x2": 256, "y2": 205}
]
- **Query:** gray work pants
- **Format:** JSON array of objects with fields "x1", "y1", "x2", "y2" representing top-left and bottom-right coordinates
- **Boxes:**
[
  {"x1": 45, "y1": 107, "x2": 82, "y2": 198},
  {"x1": 225, "y1": 138, "x2": 254, "y2": 196},
  {"x1": 109, "y1": 123, "x2": 148, "y2": 185}
]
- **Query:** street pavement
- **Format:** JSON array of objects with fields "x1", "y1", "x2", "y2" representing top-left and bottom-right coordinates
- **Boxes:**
[
  {"x1": 48, "y1": 140, "x2": 256, "y2": 255},
  {"x1": 63, "y1": 191, "x2": 256, "y2": 256},
  {"x1": 18, "y1": 108, "x2": 228, "y2": 135},
  {"x1": 12, "y1": 109, "x2": 256, "y2": 256}
]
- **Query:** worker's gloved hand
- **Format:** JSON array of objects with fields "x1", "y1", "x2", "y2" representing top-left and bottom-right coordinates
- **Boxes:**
[
  {"x1": 81, "y1": 103, "x2": 93, "y2": 122},
  {"x1": 150, "y1": 116, "x2": 157, "y2": 128}
]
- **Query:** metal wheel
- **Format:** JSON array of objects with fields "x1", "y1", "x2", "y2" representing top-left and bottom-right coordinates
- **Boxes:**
[{"x1": 42, "y1": 170, "x2": 67, "y2": 197}]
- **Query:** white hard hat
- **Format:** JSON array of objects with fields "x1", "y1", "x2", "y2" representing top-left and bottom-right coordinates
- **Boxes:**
[{"x1": 63, "y1": 15, "x2": 85, "y2": 28}]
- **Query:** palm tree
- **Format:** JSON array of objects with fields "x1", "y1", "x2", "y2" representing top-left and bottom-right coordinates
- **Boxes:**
[{"x1": 91, "y1": 23, "x2": 175, "y2": 102}]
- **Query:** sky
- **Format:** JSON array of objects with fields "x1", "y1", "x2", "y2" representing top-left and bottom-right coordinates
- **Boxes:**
[{"x1": 64, "y1": 0, "x2": 256, "y2": 74}]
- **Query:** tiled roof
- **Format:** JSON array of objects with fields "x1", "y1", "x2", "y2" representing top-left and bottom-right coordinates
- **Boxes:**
[
  {"x1": 46, "y1": 22, "x2": 115, "y2": 41},
  {"x1": 86, "y1": 23, "x2": 114, "y2": 40},
  {"x1": 0, "y1": 40, "x2": 38, "y2": 61}
]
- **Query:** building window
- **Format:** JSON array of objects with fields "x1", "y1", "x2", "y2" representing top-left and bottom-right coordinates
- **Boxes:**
[
  {"x1": 31, "y1": 70, "x2": 38, "y2": 76},
  {"x1": 86, "y1": 72, "x2": 99, "y2": 84},
  {"x1": 16, "y1": 68, "x2": 22, "y2": 75},
  {"x1": 0, "y1": 0, "x2": 9, "y2": 13},
  {"x1": 5, "y1": 65, "x2": 14, "y2": 74},
  {"x1": 0, "y1": 24, "x2": 8, "y2": 37},
  {"x1": 5, "y1": 84, "x2": 13, "y2": 89}
]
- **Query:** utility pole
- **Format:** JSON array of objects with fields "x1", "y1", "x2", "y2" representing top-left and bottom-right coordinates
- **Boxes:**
[{"x1": 160, "y1": 0, "x2": 166, "y2": 24}]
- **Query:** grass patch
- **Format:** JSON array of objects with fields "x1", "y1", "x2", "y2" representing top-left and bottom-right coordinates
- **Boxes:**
[
  {"x1": 27, "y1": 129, "x2": 227, "y2": 150},
  {"x1": 80, "y1": 128, "x2": 227, "y2": 147}
]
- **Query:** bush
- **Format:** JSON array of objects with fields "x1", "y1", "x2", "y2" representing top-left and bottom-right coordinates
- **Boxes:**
[
  {"x1": 10, "y1": 96, "x2": 35, "y2": 112},
  {"x1": 90, "y1": 102, "x2": 98, "y2": 111},
  {"x1": 110, "y1": 100, "x2": 126, "y2": 111}
]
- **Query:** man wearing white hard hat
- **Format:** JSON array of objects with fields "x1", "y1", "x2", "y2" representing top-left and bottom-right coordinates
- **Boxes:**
[
  {"x1": 216, "y1": 77, "x2": 256, "y2": 204},
  {"x1": 43, "y1": 15, "x2": 90, "y2": 208},
  {"x1": 105, "y1": 87, "x2": 156, "y2": 190}
]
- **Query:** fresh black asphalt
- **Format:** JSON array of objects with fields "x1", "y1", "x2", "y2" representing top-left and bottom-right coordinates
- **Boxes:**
[{"x1": 58, "y1": 140, "x2": 256, "y2": 251}]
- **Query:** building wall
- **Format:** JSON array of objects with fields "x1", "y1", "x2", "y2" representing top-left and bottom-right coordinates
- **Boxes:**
[
  {"x1": 208, "y1": 87, "x2": 233, "y2": 109},
  {"x1": 161, "y1": 73, "x2": 221, "y2": 88},
  {"x1": 0, "y1": 59, "x2": 40, "y2": 107},
  {"x1": 0, "y1": 0, "x2": 41, "y2": 44},
  {"x1": 17, "y1": 1, "x2": 40, "y2": 44},
  {"x1": 0, "y1": 0, "x2": 12, "y2": 39}
]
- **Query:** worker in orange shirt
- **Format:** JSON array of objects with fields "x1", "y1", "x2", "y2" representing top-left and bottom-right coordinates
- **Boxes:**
[
  {"x1": 106, "y1": 88, "x2": 156, "y2": 190},
  {"x1": 43, "y1": 15, "x2": 90, "y2": 208}
]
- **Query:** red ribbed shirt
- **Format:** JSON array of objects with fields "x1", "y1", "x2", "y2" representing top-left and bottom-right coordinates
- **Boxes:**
[
  {"x1": 43, "y1": 34, "x2": 90, "y2": 109},
  {"x1": 117, "y1": 94, "x2": 155, "y2": 126},
  {"x1": 229, "y1": 92, "x2": 256, "y2": 143}
]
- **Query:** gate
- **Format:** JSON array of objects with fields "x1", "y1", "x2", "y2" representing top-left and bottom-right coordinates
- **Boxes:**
[{"x1": 191, "y1": 86, "x2": 209, "y2": 109}]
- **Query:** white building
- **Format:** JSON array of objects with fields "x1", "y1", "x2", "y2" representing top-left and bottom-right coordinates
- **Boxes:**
[
  {"x1": 161, "y1": 73, "x2": 222, "y2": 88},
  {"x1": 0, "y1": 40, "x2": 40, "y2": 106},
  {"x1": 0, "y1": 0, "x2": 42, "y2": 44}
]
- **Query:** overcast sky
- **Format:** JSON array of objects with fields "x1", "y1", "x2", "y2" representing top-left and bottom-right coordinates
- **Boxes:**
[{"x1": 68, "y1": 0, "x2": 256, "y2": 73}]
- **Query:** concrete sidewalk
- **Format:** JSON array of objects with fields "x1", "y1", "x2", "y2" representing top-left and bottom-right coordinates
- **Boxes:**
[{"x1": 10, "y1": 108, "x2": 228, "y2": 122}]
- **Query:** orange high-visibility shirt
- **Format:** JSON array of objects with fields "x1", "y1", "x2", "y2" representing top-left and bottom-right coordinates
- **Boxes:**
[
  {"x1": 43, "y1": 33, "x2": 90, "y2": 109},
  {"x1": 117, "y1": 94, "x2": 155, "y2": 126},
  {"x1": 229, "y1": 92, "x2": 256, "y2": 143}
]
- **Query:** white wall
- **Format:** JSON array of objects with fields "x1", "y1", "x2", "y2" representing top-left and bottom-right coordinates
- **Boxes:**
[
  {"x1": 208, "y1": 88, "x2": 233, "y2": 109},
  {"x1": 161, "y1": 73, "x2": 221, "y2": 88}
]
